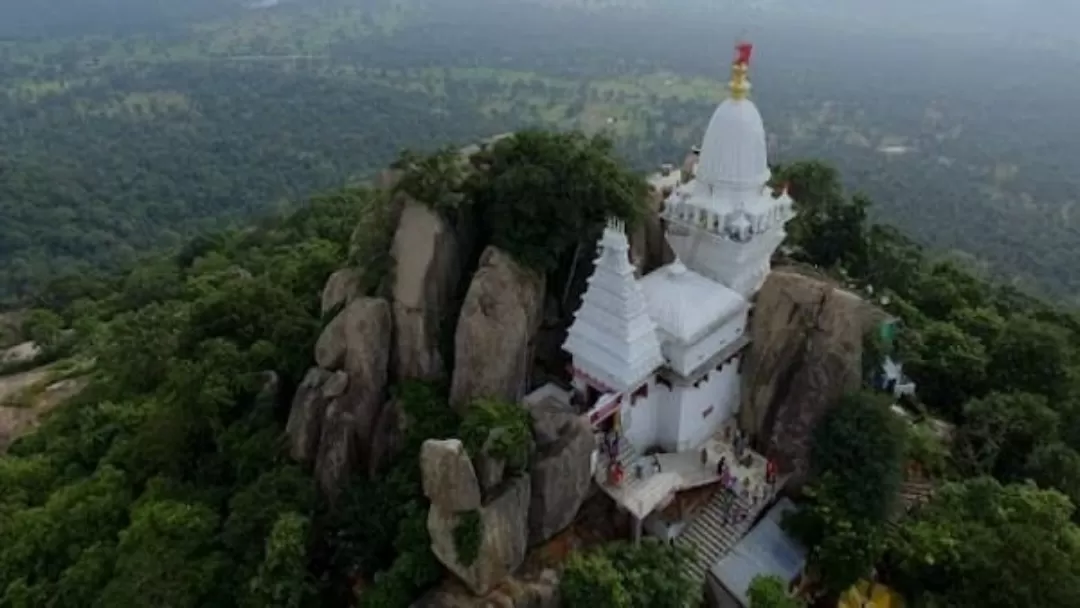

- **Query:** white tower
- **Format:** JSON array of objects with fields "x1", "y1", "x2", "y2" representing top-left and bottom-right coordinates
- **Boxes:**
[
  {"x1": 662, "y1": 42, "x2": 795, "y2": 298},
  {"x1": 564, "y1": 219, "x2": 665, "y2": 395}
]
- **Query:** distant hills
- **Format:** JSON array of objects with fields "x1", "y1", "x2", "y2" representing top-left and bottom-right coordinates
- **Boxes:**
[{"x1": 3, "y1": 0, "x2": 1080, "y2": 303}]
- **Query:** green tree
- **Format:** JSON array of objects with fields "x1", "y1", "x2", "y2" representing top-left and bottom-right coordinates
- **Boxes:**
[
  {"x1": 467, "y1": 130, "x2": 648, "y2": 273},
  {"x1": 808, "y1": 392, "x2": 907, "y2": 522},
  {"x1": 775, "y1": 161, "x2": 868, "y2": 271},
  {"x1": 988, "y1": 315, "x2": 1075, "y2": 400},
  {"x1": 785, "y1": 392, "x2": 906, "y2": 594},
  {"x1": 1025, "y1": 442, "x2": 1080, "y2": 515},
  {"x1": 98, "y1": 500, "x2": 227, "y2": 607},
  {"x1": 559, "y1": 541, "x2": 697, "y2": 608},
  {"x1": 859, "y1": 224, "x2": 924, "y2": 297},
  {"x1": 560, "y1": 551, "x2": 631, "y2": 608},
  {"x1": 952, "y1": 392, "x2": 1059, "y2": 480},
  {"x1": 905, "y1": 321, "x2": 989, "y2": 419},
  {"x1": 747, "y1": 574, "x2": 803, "y2": 608},
  {"x1": 242, "y1": 512, "x2": 314, "y2": 608},
  {"x1": 888, "y1": 478, "x2": 1080, "y2": 608},
  {"x1": 949, "y1": 305, "x2": 1005, "y2": 350},
  {"x1": 21, "y1": 308, "x2": 64, "y2": 352}
]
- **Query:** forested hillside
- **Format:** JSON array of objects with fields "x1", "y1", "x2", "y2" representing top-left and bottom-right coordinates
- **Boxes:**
[
  {"x1": 3, "y1": 0, "x2": 1080, "y2": 303},
  {"x1": 3, "y1": 134, "x2": 1080, "y2": 607}
]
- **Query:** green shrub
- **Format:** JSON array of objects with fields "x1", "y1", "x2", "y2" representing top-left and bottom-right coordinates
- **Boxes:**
[
  {"x1": 459, "y1": 398, "x2": 533, "y2": 474},
  {"x1": 452, "y1": 509, "x2": 483, "y2": 566},
  {"x1": 559, "y1": 540, "x2": 698, "y2": 608}
]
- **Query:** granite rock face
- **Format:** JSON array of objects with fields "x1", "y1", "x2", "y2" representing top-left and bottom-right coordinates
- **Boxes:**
[
  {"x1": 421, "y1": 439, "x2": 483, "y2": 512},
  {"x1": 368, "y1": 398, "x2": 407, "y2": 477},
  {"x1": 286, "y1": 293, "x2": 393, "y2": 502},
  {"x1": 427, "y1": 476, "x2": 531, "y2": 596},
  {"x1": 321, "y1": 267, "x2": 362, "y2": 316},
  {"x1": 391, "y1": 200, "x2": 462, "y2": 381},
  {"x1": 450, "y1": 247, "x2": 545, "y2": 411},
  {"x1": 285, "y1": 368, "x2": 334, "y2": 464},
  {"x1": 527, "y1": 403, "x2": 595, "y2": 545},
  {"x1": 739, "y1": 270, "x2": 884, "y2": 488}
]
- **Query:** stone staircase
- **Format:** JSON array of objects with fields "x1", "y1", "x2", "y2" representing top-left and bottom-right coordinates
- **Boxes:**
[{"x1": 675, "y1": 481, "x2": 782, "y2": 586}]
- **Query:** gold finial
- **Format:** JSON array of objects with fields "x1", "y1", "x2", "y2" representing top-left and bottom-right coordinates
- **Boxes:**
[{"x1": 729, "y1": 42, "x2": 753, "y2": 100}]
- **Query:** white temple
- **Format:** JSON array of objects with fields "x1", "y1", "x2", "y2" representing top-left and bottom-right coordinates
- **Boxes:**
[{"x1": 564, "y1": 41, "x2": 795, "y2": 458}]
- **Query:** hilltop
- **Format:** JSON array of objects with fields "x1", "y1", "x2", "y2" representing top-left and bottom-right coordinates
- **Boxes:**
[{"x1": 2, "y1": 130, "x2": 1080, "y2": 607}]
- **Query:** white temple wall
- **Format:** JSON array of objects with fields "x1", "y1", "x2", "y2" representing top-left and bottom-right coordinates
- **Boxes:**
[
  {"x1": 623, "y1": 378, "x2": 662, "y2": 451},
  {"x1": 668, "y1": 313, "x2": 748, "y2": 377},
  {"x1": 663, "y1": 359, "x2": 741, "y2": 452}
]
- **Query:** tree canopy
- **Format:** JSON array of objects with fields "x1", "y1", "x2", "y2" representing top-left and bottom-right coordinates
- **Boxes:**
[{"x1": 560, "y1": 541, "x2": 698, "y2": 608}]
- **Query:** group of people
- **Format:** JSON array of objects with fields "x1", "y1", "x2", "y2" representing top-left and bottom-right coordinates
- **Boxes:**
[{"x1": 701, "y1": 429, "x2": 781, "y2": 526}]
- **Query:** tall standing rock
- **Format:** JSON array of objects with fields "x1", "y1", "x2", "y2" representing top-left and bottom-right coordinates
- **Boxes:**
[
  {"x1": 421, "y1": 439, "x2": 483, "y2": 512},
  {"x1": 321, "y1": 268, "x2": 362, "y2": 316},
  {"x1": 427, "y1": 476, "x2": 532, "y2": 596},
  {"x1": 307, "y1": 297, "x2": 392, "y2": 499},
  {"x1": 391, "y1": 200, "x2": 461, "y2": 380},
  {"x1": 739, "y1": 271, "x2": 884, "y2": 488},
  {"x1": 450, "y1": 247, "x2": 545, "y2": 411},
  {"x1": 286, "y1": 368, "x2": 334, "y2": 463},
  {"x1": 527, "y1": 403, "x2": 595, "y2": 545}
]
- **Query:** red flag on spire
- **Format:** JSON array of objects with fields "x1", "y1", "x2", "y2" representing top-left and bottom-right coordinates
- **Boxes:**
[{"x1": 735, "y1": 42, "x2": 753, "y2": 66}]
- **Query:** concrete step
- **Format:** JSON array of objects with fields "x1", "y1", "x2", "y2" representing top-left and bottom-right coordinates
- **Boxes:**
[{"x1": 675, "y1": 483, "x2": 782, "y2": 586}]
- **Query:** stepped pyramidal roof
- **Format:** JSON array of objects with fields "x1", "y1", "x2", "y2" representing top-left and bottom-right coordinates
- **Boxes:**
[{"x1": 563, "y1": 219, "x2": 665, "y2": 392}]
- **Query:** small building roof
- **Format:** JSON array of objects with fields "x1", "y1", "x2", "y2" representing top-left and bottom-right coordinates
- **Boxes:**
[
  {"x1": 639, "y1": 261, "x2": 747, "y2": 344},
  {"x1": 710, "y1": 498, "x2": 807, "y2": 608}
]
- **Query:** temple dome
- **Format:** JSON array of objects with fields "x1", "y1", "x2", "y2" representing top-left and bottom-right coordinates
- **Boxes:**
[{"x1": 696, "y1": 97, "x2": 771, "y2": 190}]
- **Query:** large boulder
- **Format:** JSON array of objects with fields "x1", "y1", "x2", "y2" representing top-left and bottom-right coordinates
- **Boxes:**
[
  {"x1": 315, "y1": 399, "x2": 358, "y2": 503},
  {"x1": 285, "y1": 368, "x2": 333, "y2": 463},
  {"x1": 391, "y1": 200, "x2": 462, "y2": 380},
  {"x1": 321, "y1": 268, "x2": 362, "y2": 316},
  {"x1": 301, "y1": 298, "x2": 392, "y2": 498},
  {"x1": 368, "y1": 398, "x2": 408, "y2": 477},
  {"x1": 739, "y1": 270, "x2": 885, "y2": 488},
  {"x1": 527, "y1": 405, "x2": 595, "y2": 545},
  {"x1": 428, "y1": 476, "x2": 531, "y2": 596},
  {"x1": 421, "y1": 439, "x2": 483, "y2": 512},
  {"x1": 450, "y1": 247, "x2": 545, "y2": 410}
]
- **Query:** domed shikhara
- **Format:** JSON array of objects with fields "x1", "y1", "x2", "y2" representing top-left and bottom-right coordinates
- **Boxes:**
[{"x1": 695, "y1": 98, "x2": 771, "y2": 191}]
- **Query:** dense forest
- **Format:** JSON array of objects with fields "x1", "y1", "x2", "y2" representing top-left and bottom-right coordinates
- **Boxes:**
[
  {"x1": 3, "y1": 0, "x2": 1080, "y2": 304},
  {"x1": 2, "y1": 130, "x2": 1080, "y2": 607}
]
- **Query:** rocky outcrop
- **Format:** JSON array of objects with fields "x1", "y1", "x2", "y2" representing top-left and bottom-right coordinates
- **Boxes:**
[
  {"x1": 321, "y1": 268, "x2": 362, "y2": 315},
  {"x1": 368, "y1": 398, "x2": 407, "y2": 477},
  {"x1": 428, "y1": 476, "x2": 531, "y2": 596},
  {"x1": 391, "y1": 200, "x2": 462, "y2": 380},
  {"x1": 421, "y1": 439, "x2": 483, "y2": 512},
  {"x1": 286, "y1": 368, "x2": 334, "y2": 463},
  {"x1": 450, "y1": 247, "x2": 545, "y2": 410},
  {"x1": 412, "y1": 569, "x2": 560, "y2": 608},
  {"x1": 286, "y1": 291, "x2": 393, "y2": 501},
  {"x1": 739, "y1": 270, "x2": 885, "y2": 488},
  {"x1": 527, "y1": 403, "x2": 595, "y2": 545}
]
